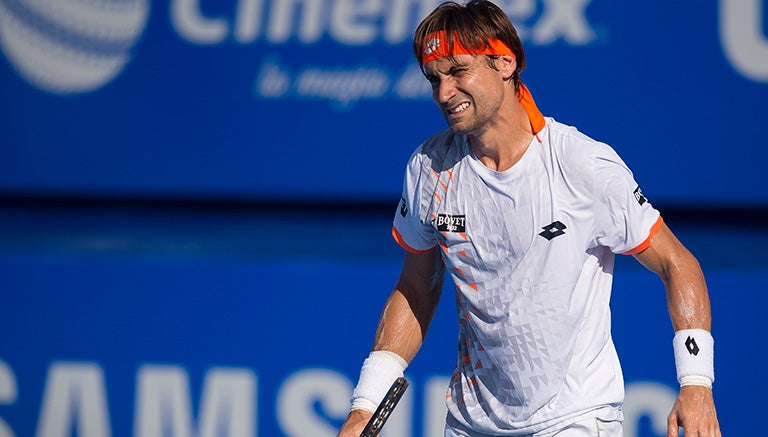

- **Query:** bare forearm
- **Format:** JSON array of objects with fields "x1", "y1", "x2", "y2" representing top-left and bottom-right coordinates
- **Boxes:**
[
  {"x1": 370, "y1": 249, "x2": 444, "y2": 362},
  {"x1": 634, "y1": 223, "x2": 712, "y2": 332},
  {"x1": 662, "y1": 249, "x2": 712, "y2": 332},
  {"x1": 371, "y1": 289, "x2": 430, "y2": 363},
  {"x1": 632, "y1": 223, "x2": 720, "y2": 435}
]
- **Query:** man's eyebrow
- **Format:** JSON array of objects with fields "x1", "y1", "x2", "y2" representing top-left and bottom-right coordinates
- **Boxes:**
[
  {"x1": 426, "y1": 62, "x2": 470, "y2": 77},
  {"x1": 441, "y1": 63, "x2": 472, "y2": 77},
  {"x1": 447, "y1": 64, "x2": 469, "y2": 72}
]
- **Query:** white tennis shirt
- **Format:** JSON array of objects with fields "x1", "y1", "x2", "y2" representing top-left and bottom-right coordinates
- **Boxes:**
[{"x1": 392, "y1": 118, "x2": 662, "y2": 435}]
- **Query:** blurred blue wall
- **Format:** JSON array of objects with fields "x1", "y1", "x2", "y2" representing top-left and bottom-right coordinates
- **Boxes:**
[
  {"x1": 1, "y1": 203, "x2": 765, "y2": 437},
  {"x1": 1, "y1": 0, "x2": 766, "y2": 205}
]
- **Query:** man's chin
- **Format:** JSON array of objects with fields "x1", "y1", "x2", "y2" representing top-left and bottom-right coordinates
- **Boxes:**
[{"x1": 446, "y1": 120, "x2": 469, "y2": 135}]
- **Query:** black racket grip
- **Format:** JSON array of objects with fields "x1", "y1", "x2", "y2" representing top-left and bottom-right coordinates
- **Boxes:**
[{"x1": 359, "y1": 377, "x2": 409, "y2": 437}]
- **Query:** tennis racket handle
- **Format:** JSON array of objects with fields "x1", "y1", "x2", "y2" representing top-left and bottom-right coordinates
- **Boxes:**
[{"x1": 359, "y1": 377, "x2": 409, "y2": 437}]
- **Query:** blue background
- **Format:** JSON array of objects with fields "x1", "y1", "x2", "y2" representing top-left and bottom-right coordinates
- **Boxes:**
[
  {"x1": 0, "y1": 0, "x2": 766, "y2": 205},
  {"x1": 1, "y1": 0, "x2": 766, "y2": 435},
  {"x1": 1, "y1": 204, "x2": 766, "y2": 436}
]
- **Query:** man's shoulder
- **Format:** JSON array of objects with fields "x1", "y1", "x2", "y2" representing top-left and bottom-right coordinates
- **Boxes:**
[
  {"x1": 538, "y1": 118, "x2": 619, "y2": 191},
  {"x1": 542, "y1": 118, "x2": 617, "y2": 163},
  {"x1": 409, "y1": 129, "x2": 464, "y2": 167},
  {"x1": 418, "y1": 129, "x2": 457, "y2": 155},
  {"x1": 545, "y1": 118, "x2": 603, "y2": 149}
]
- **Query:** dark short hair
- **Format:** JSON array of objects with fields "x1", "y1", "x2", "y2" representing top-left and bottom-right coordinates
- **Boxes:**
[{"x1": 413, "y1": 0, "x2": 526, "y2": 89}]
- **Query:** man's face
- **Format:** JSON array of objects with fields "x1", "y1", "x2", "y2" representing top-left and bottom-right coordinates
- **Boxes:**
[{"x1": 423, "y1": 54, "x2": 508, "y2": 136}]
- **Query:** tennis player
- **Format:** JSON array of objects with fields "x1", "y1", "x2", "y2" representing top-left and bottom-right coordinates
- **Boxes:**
[{"x1": 338, "y1": 1, "x2": 720, "y2": 436}]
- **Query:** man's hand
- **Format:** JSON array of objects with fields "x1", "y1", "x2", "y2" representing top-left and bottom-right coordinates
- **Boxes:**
[
  {"x1": 667, "y1": 385, "x2": 721, "y2": 436},
  {"x1": 337, "y1": 409, "x2": 373, "y2": 437}
]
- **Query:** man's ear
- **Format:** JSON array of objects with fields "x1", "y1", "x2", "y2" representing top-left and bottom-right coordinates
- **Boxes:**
[{"x1": 498, "y1": 54, "x2": 517, "y2": 80}]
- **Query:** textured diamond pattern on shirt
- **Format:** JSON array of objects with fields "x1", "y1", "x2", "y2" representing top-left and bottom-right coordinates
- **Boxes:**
[
  {"x1": 420, "y1": 132, "x2": 576, "y2": 418},
  {"x1": 392, "y1": 121, "x2": 660, "y2": 434}
]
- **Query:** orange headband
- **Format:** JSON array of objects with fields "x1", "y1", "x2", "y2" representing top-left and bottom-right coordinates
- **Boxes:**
[{"x1": 421, "y1": 31, "x2": 515, "y2": 66}]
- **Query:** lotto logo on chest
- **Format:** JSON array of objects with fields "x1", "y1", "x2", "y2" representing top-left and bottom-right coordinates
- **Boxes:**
[{"x1": 436, "y1": 214, "x2": 466, "y2": 232}]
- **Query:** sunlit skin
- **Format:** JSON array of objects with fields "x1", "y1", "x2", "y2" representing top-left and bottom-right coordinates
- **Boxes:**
[
  {"x1": 336, "y1": 249, "x2": 443, "y2": 437},
  {"x1": 423, "y1": 53, "x2": 534, "y2": 172},
  {"x1": 425, "y1": 54, "x2": 507, "y2": 135},
  {"x1": 633, "y1": 225, "x2": 721, "y2": 436}
]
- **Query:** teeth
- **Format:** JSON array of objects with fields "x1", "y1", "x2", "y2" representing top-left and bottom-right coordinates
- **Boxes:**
[{"x1": 449, "y1": 102, "x2": 469, "y2": 114}]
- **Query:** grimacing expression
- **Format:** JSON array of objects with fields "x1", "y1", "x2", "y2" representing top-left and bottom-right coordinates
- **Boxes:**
[{"x1": 424, "y1": 54, "x2": 509, "y2": 136}]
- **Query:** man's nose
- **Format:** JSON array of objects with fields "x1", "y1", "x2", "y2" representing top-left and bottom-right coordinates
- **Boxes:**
[{"x1": 435, "y1": 77, "x2": 456, "y2": 104}]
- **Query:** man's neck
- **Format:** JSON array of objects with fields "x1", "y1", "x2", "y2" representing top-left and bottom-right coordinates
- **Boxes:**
[{"x1": 469, "y1": 98, "x2": 534, "y2": 172}]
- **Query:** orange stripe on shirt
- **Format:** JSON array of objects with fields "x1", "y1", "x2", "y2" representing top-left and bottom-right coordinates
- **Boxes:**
[
  {"x1": 392, "y1": 226, "x2": 434, "y2": 254},
  {"x1": 444, "y1": 167, "x2": 454, "y2": 181},
  {"x1": 623, "y1": 216, "x2": 664, "y2": 255}
]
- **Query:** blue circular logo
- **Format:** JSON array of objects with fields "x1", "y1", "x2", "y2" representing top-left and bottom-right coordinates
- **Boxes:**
[{"x1": 0, "y1": 0, "x2": 150, "y2": 95}]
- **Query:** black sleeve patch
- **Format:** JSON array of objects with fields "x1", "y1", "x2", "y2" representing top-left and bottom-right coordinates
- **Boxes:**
[{"x1": 633, "y1": 186, "x2": 647, "y2": 206}]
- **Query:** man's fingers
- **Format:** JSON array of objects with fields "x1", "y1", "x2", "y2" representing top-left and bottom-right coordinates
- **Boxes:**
[
  {"x1": 337, "y1": 410, "x2": 374, "y2": 437},
  {"x1": 667, "y1": 411, "x2": 680, "y2": 437},
  {"x1": 667, "y1": 409, "x2": 723, "y2": 437}
]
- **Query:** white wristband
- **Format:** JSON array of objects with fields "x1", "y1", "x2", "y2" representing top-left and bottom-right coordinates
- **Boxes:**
[
  {"x1": 680, "y1": 375, "x2": 713, "y2": 388},
  {"x1": 673, "y1": 329, "x2": 714, "y2": 387},
  {"x1": 351, "y1": 350, "x2": 408, "y2": 412}
]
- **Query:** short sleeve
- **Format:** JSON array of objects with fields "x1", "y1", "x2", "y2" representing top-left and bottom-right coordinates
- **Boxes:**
[
  {"x1": 593, "y1": 143, "x2": 662, "y2": 255},
  {"x1": 392, "y1": 151, "x2": 437, "y2": 253}
]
